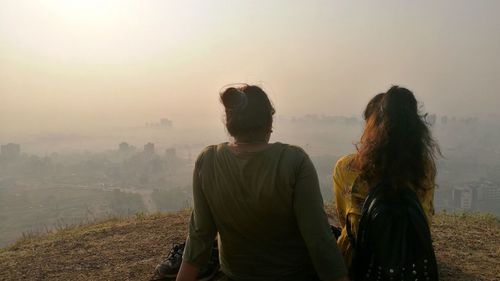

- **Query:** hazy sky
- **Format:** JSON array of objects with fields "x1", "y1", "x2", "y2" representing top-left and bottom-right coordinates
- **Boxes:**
[{"x1": 1, "y1": 0, "x2": 499, "y2": 135}]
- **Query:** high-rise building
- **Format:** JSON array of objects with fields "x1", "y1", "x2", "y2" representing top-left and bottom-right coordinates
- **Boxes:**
[
  {"x1": 144, "y1": 143, "x2": 155, "y2": 155},
  {"x1": 452, "y1": 185, "x2": 477, "y2": 210},
  {"x1": 1, "y1": 143, "x2": 21, "y2": 160},
  {"x1": 160, "y1": 118, "x2": 173, "y2": 128},
  {"x1": 165, "y1": 148, "x2": 177, "y2": 160},
  {"x1": 119, "y1": 142, "x2": 130, "y2": 153}
]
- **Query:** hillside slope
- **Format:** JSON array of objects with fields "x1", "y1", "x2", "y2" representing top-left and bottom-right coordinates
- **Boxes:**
[{"x1": 0, "y1": 210, "x2": 498, "y2": 281}]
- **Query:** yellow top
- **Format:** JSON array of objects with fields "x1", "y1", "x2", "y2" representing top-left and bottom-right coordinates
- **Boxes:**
[{"x1": 333, "y1": 154, "x2": 435, "y2": 266}]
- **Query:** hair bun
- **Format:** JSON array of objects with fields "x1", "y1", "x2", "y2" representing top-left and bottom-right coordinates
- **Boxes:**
[{"x1": 220, "y1": 87, "x2": 248, "y2": 111}]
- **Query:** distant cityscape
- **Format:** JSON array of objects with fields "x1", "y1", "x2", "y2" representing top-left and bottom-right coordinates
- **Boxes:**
[
  {"x1": 450, "y1": 180, "x2": 500, "y2": 214},
  {"x1": 0, "y1": 139, "x2": 194, "y2": 247},
  {"x1": 1, "y1": 113, "x2": 499, "y2": 247}
]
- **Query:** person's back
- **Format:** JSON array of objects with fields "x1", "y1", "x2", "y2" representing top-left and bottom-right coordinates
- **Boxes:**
[
  {"x1": 333, "y1": 154, "x2": 435, "y2": 266},
  {"x1": 177, "y1": 85, "x2": 348, "y2": 281},
  {"x1": 191, "y1": 142, "x2": 340, "y2": 280},
  {"x1": 333, "y1": 86, "x2": 440, "y2": 274}
]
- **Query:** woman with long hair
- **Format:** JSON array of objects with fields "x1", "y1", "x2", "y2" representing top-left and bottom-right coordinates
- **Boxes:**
[
  {"x1": 176, "y1": 84, "x2": 348, "y2": 281},
  {"x1": 333, "y1": 86, "x2": 439, "y2": 266}
]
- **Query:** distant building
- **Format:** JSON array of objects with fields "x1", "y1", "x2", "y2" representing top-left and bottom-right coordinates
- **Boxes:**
[
  {"x1": 460, "y1": 189, "x2": 473, "y2": 210},
  {"x1": 452, "y1": 185, "x2": 477, "y2": 210},
  {"x1": 144, "y1": 143, "x2": 155, "y2": 155},
  {"x1": 453, "y1": 180, "x2": 500, "y2": 213},
  {"x1": 469, "y1": 180, "x2": 500, "y2": 214},
  {"x1": 160, "y1": 118, "x2": 173, "y2": 128},
  {"x1": 1, "y1": 143, "x2": 21, "y2": 160},
  {"x1": 482, "y1": 185, "x2": 500, "y2": 202},
  {"x1": 165, "y1": 148, "x2": 177, "y2": 160},
  {"x1": 146, "y1": 118, "x2": 173, "y2": 128},
  {"x1": 119, "y1": 142, "x2": 130, "y2": 153}
]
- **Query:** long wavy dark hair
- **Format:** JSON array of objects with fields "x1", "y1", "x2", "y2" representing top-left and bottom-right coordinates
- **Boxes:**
[{"x1": 355, "y1": 86, "x2": 440, "y2": 192}]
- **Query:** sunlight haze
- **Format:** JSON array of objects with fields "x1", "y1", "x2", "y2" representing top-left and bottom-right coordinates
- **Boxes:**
[
  {"x1": 1, "y1": 0, "x2": 499, "y2": 136},
  {"x1": 1, "y1": 1, "x2": 500, "y2": 252}
]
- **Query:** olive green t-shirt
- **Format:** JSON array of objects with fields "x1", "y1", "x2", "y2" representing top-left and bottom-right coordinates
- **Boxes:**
[{"x1": 183, "y1": 143, "x2": 347, "y2": 281}]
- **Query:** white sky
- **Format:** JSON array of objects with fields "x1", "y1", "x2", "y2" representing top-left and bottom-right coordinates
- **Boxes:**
[{"x1": 1, "y1": 0, "x2": 499, "y2": 135}]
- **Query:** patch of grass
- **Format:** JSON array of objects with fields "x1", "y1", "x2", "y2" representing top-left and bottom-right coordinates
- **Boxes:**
[
  {"x1": 4, "y1": 210, "x2": 189, "y2": 252},
  {"x1": 1, "y1": 209, "x2": 498, "y2": 281},
  {"x1": 134, "y1": 211, "x2": 147, "y2": 221},
  {"x1": 435, "y1": 211, "x2": 499, "y2": 225}
]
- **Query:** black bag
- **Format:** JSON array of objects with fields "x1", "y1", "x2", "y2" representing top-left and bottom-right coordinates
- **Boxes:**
[{"x1": 347, "y1": 182, "x2": 439, "y2": 281}]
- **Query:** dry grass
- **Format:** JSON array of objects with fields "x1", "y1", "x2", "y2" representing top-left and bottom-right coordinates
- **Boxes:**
[
  {"x1": 432, "y1": 213, "x2": 500, "y2": 281},
  {"x1": 0, "y1": 210, "x2": 190, "y2": 281},
  {"x1": 0, "y1": 210, "x2": 498, "y2": 281}
]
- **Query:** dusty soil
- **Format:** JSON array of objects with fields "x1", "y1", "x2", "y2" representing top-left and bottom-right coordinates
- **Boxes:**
[
  {"x1": 0, "y1": 210, "x2": 498, "y2": 281},
  {"x1": 431, "y1": 213, "x2": 500, "y2": 281}
]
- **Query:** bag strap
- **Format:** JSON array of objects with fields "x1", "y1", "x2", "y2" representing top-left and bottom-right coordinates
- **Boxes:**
[{"x1": 345, "y1": 180, "x2": 386, "y2": 249}]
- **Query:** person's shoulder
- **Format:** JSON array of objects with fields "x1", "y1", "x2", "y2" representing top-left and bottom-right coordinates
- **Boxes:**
[
  {"x1": 334, "y1": 154, "x2": 357, "y2": 172},
  {"x1": 195, "y1": 144, "x2": 224, "y2": 163},
  {"x1": 275, "y1": 142, "x2": 309, "y2": 157},
  {"x1": 199, "y1": 144, "x2": 217, "y2": 155}
]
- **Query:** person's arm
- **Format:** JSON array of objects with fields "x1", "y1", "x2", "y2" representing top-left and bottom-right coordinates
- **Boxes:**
[
  {"x1": 293, "y1": 153, "x2": 348, "y2": 281},
  {"x1": 177, "y1": 149, "x2": 217, "y2": 281}
]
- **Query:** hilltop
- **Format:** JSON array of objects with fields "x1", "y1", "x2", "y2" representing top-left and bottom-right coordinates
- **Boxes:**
[{"x1": 0, "y1": 210, "x2": 499, "y2": 281}]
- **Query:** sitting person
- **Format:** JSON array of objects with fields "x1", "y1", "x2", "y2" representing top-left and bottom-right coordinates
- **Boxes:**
[
  {"x1": 172, "y1": 84, "x2": 348, "y2": 281},
  {"x1": 333, "y1": 86, "x2": 439, "y2": 268}
]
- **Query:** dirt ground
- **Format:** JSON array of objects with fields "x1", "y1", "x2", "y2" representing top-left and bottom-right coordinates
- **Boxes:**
[{"x1": 0, "y1": 210, "x2": 498, "y2": 281}]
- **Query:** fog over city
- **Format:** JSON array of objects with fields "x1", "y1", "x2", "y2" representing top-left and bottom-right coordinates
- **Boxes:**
[{"x1": 1, "y1": 1, "x2": 500, "y2": 247}]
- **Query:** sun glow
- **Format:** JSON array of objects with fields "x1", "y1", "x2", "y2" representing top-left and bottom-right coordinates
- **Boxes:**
[
  {"x1": 0, "y1": 0, "x2": 212, "y2": 64},
  {"x1": 1, "y1": 0, "x2": 500, "y2": 135},
  {"x1": 44, "y1": 0, "x2": 123, "y2": 23}
]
